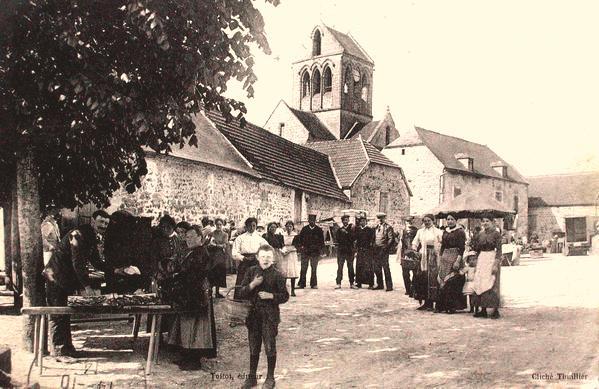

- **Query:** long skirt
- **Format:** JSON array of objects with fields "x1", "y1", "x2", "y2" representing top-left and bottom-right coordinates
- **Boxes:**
[
  {"x1": 437, "y1": 248, "x2": 467, "y2": 310},
  {"x1": 207, "y1": 247, "x2": 227, "y2": 288},
  {"x1": 412, "y1": 246, "x2": 438, "y2": 301},
  {"x1": 168, "y1": 298, "x2": 217, "y2": 357},
  {"x1": 234, "y1": 257, "x2": 258, "y2": 299},
  {"x1": 278, "y1": 249, "x2": 299, "y2": 279},
  {"x1": 472, "y1": 250, "x2": 501, "y2": 308},
  {"x1": 355, "y1": 248, "x2": 373, "y2": 286}
]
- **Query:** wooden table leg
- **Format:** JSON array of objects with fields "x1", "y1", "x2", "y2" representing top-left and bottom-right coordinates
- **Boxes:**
[
  {"x1": 38, "y1": 314, "x2": 46, "y2": 375},
  {"x1": 33, "y1": 315, "x2": 40, "y2": 366},
  {"x1": 131, "y1": 314, "x2": 141, "y2": 341},
  {"x1": 145, "y1": 314, "x2": 157, "y2": 375},
  {"x1": 152, "y1": 315, "x2": 162, "y2": 365}
]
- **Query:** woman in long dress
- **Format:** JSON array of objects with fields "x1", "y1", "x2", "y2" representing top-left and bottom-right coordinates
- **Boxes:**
[
  {"x1": 472, "y1": 214, "x2": 502, "y2": 319},
  {"x1": 436, "y1": 213, "x2": 467, "y2": 314},
  {"x1": 165, "y1": 225, "x2": 217, "y2": 370},
  {"x1": 279, "y1": 220, "x2": 300, "y2": 296},
  {"x1": 411, "y1": 214, "x2": 442, "y2": 311},
  {"x1": 207, "y1": 218, "x2": 228, "y2": 298}
]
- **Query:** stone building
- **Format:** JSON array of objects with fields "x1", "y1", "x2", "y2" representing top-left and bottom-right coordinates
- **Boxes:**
[
  {"x1": 109, "y1": 111, "x2": 350, "y2": 225},
  {"x1": 261, "y1": 24, "x2": 411, "y2": 223},
  {"x1": 383, "y1": 126, "x2": 529, "y2": 237},
  {"x1": 305, "y1": 136, "x2": 411, "y2": 224},
  {"x1": 527, "y1": 171, "x2": 599, "y2": 243},
  {"x1": 264, "y1": 24, "x2": 399, "y2": 149}
]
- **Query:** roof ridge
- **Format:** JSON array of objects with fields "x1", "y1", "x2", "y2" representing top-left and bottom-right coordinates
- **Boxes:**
[{"x1": 414, "y1": 126, "x2": 490, "y2": 149}]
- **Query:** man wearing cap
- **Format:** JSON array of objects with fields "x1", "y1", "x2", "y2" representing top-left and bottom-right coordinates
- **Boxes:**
[
  {"x1": 296, "y1": 214, "x2": 325, "y2": 289},
  {"x1": 401, "y1": 217, "x2": 419, "y2": 295},
  {"x1": 335, "y1": 215, "x2": 356, "y2": 289},
  {"x1": 373, "y1": 213, "x2": 395, "y2": 291}
]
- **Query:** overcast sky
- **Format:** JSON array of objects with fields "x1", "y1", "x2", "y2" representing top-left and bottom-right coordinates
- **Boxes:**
[{"x1": 226, "y1": 0, "x2": 599, "y2": 177}]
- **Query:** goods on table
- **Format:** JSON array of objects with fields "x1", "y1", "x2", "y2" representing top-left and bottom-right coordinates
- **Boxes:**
[{"x1": 68, "y1": 293, "x2": 161, "y2": 308}]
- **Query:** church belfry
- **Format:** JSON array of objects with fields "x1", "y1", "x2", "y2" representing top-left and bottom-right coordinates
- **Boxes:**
[{"x1": 292, "y1": 25, "x2": 374, "y2": 139}]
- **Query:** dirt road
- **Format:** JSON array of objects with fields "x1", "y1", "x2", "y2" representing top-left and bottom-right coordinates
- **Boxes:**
[{"x1": 3, "y1": 254, "x2": 598, "y2": 388}]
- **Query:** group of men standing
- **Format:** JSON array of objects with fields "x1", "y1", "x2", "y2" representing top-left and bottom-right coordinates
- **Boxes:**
[{"x1": 335, "y1": 212, "x2": 397, "y2": 292}]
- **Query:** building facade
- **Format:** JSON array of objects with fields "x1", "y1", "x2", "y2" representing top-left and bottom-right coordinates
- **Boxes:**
[{"x1": 383, "y1": 126, "x2": 528, "y2": 237}]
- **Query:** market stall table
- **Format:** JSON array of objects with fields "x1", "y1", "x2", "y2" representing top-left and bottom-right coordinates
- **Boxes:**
[{"x1": 21, "y1": 304, "x2": 173, "y2": 375}]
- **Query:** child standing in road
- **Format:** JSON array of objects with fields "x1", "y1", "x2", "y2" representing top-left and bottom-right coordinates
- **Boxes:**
[
  {"x1": 239, "y1": 244, "x2": 290, "y2": 389},
  {"x1": 462, "y1": 254, "x2": 478, "y2": 313}
]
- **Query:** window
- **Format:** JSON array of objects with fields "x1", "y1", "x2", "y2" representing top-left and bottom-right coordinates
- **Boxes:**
[
  {"x1": 343, "y1": 67, "x2": 351, "y2": 94},
  {"x1": 323, "y1": 66, "x2": 332, "y2": 93},
  {"x1": 311, "y1": 68, "x2": 321, "y2": 96},
  {"x1": 379, "y1": 192, "x2": 389, "y2": 213},
  {"x1": 401, "y1": 148, "x2": 406, "y2": 155},
  {"x1": 278, "y1": 122, "x2": 285, "y2": 136},
  {"x1": 301, "y1": 71, "x2": 310, "y2": 98},
  {"x1": 361, "y1": 74, "x2": 369, "y2": 101},
  {"x1": 453, "y1": 186, "x2": 462, "y2": 198},
  {"x1": 312, "y1": 30, "x2": 321, "y2": 56},
  {"x1": 495, "y1": 191, "x2": 503, "y2": 202},
  {"x1": 353, "y1": 68, "x2": 361, "y2": 96},
  {"x1": 513, "y1": 195, "x2": 519, "y2": 212}
]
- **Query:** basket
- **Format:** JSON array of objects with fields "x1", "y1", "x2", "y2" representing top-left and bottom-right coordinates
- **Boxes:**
[
  {"x1": 222, "y1": 287, "x2": 252, "y2": 327},
  {"x1": 401, "y1": 258, "x2": 420, "y2": 271}
]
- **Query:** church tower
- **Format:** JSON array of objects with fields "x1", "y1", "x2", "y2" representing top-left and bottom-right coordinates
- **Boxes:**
[{"x1": 291, "y1": 25, "x2": 374, "y2": 139}]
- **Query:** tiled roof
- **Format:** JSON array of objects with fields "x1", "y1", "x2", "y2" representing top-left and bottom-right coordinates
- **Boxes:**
[
  {"x1": 288, "y1": 107, "x2": 336, "y2": 141},
  {"x1": 146, "y1": 114, "x2": 260, "y2": 179},
  {"x1": 325, "y1": 26, "x2": 374, "y2": 64},
  {"x1": 305, "y1": 137, "x2": 408, "y2": 193},
  {"x1": 203, "y1": 110, "x2": 349, "y2": 202},
  {"x1": 527, "y1": 172, "x2": 599, "y2": 207},
  {"x1": 347, "y1": 120, "x2": 378, "y2": 140},
  {"x1": 392, "y1": 126, "x2": 527, "y2": 184}
]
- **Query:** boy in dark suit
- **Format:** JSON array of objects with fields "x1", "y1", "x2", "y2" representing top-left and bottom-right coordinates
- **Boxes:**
[{"x1": 239, "y1": 244, "x2": 289, "y2": 389}]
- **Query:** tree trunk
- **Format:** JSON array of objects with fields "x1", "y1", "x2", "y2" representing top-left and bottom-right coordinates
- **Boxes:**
[
  {"x1": 16, "y1": 151, "x2": 44, "y2": 352},
  {"x1": 10, "y1": 172, "x2": 22, "y2": 309}
]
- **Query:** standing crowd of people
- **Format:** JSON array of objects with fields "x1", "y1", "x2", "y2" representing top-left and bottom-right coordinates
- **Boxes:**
[{"x1": 40, "y1": 205, "x2": 504, "y2": 388}]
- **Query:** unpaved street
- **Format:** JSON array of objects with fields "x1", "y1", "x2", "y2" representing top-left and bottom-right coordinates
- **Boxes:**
[{"x1": 3, "y1": 254, "x2": 599, "y2": 388}]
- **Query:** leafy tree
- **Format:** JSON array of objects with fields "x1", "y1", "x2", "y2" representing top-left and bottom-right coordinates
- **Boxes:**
[
  {"x1": 0, "y1": 0, "x2": 278, "y2": 349},
  {"x1": 1, "y1": 0, "x2": 278, "y2": 208}
]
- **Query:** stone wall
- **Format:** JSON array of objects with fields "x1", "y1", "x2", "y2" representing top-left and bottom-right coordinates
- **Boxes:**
[
  {"x1": 108, "y1": 154, "x2": 348, "y2": 227},
  {"x1": 442, "y1": 172, "x2": 529, "y2": 237},
  {"x1": 350, "y1": 163, "x2": 411, "y2": 225},
  {"x1": 529, "y1": 205, "x2": 598, "y2": 241},
  {"x1": 383, "y1": 144, "x2": 444, "y2": 216}
]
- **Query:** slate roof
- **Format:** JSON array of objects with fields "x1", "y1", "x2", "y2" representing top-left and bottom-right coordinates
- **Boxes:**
[
  {"x1": 305, "y1": 137, "x2": 410, "y2": 195},
  {"x1": 527, "y1": 172, "x2": 599, "y2": 207},
  {"x1": 146, "y1": 114, "x2": 260, "y2": 179},
  {"x1": 389, "y1": 126, "x2": 527, "y2": 184},
  {"x1": 203, "y1": 110, "x2": 349, "y2": 202},
  {"x1": 325, "y1": 26, "x2": 374, "y2": 64},
  {"x1": 287, "y1": 107, "x2": 337, "y2": 141},
  {"x1": 345, "y1": 120, "x2": 377, "y2": 140}
]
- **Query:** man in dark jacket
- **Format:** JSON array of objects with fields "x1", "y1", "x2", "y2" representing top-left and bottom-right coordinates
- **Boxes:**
[
  {"x1": 354, "y1": 215, "x2": 375, "y2": 288},
  {"x1": 373, "y1": 213, "x2": 395, "y2": 291},
  {"x1": 239, "y1": 244, "x2": 289, "y2": 389},
  {"x1": 401, "y1": 217, "x2": 419, "y2": 295},
  {"x1": 43, "y1": 210, "x2": 110, "y2": 357},
  {"x1": 335, "y1": 215, "x2": 356, "y2": 289},
  {"x1": 296, "y1": 213, "x2": 325, "y2": 289}
]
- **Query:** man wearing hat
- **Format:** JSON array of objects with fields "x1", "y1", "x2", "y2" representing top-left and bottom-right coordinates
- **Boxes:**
[
  {"x1": 401, "y1": 217, "x2": 419, "y2": 296},
  {"x1": 373, "y1": 212, "x2": 395, "y2": 291},
  {"x1": 296, "y1": 213, "x2": 325, "y2": 289},
  {"x1": 335, "y1": 215, "x2": 356, "y2": 289},
  {"x1": 354, "y1": 213, "x2": 374, "y2": 288}
]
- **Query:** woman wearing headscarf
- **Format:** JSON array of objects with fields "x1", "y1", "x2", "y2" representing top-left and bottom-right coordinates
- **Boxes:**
[
  {"x1": 472, "y1": 214, "x2": 503, "y2": 319},
  {"x1": 411, "y1": 214, "x2": 442, "y2": 310},
  {"x1": 207, "y1": 217, "x2": 228, "y2": 298},
  {"x1": 164, "y1": 225, "x2": 217, "y2": 370},
  {"x1": 278, "y1": 220, "x2": 300, "y2": 296},
  {"x1": 436, "y1": 213, "x2": 467, "y2": 314}
]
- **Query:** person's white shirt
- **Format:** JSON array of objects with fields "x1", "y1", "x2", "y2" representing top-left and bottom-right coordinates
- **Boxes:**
[{"x1": 231, "y1": 231, "x2": 268, "y2": 261}]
